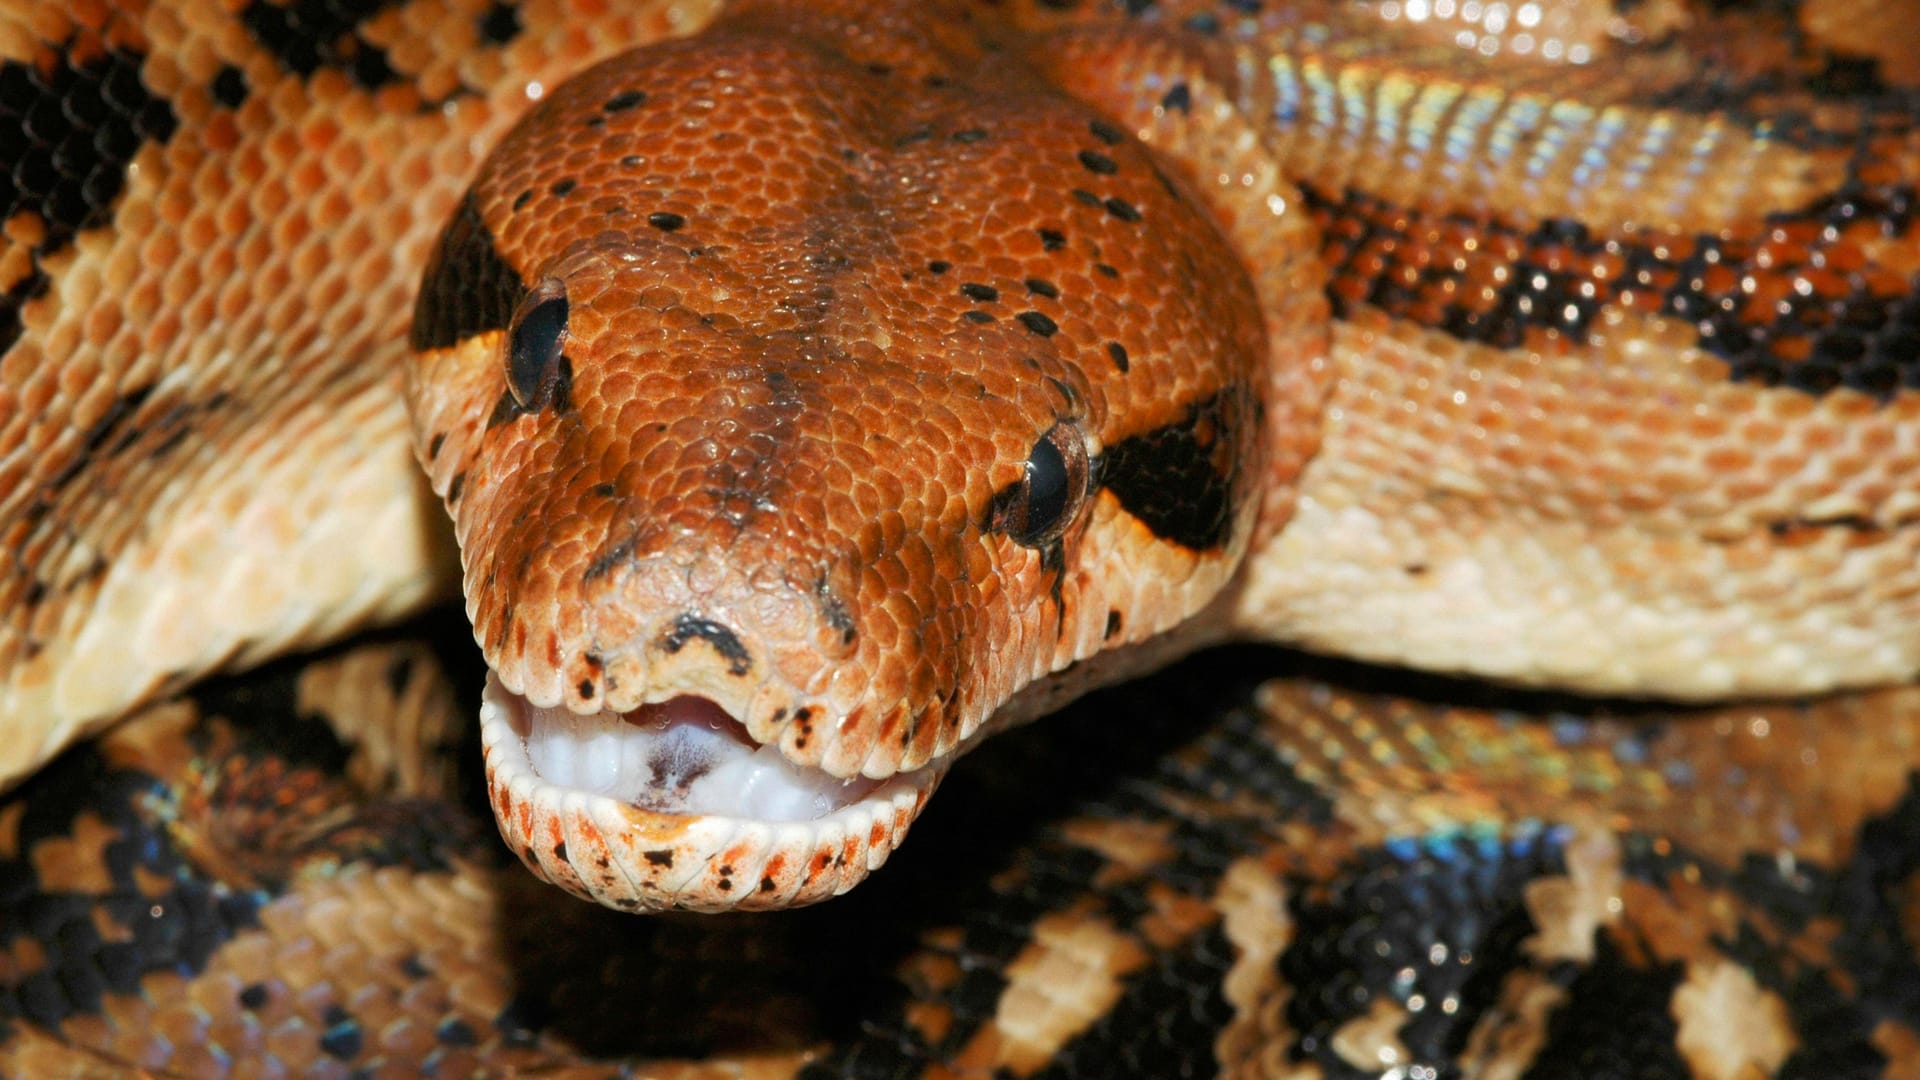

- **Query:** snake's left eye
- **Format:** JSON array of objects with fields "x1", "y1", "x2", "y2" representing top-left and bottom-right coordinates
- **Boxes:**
[
  {"x1": 996, "y1": 421, "x2": 1091, "y2": 548},
  {"x1": 506, "y1": 278, "x2": 569, "y2": 409}
]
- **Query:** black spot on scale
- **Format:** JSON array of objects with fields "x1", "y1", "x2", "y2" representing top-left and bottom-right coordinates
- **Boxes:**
[
  {"x1": 1107, "y1": 342, "x2": 1130, "y2": 372},
  {"x1": 1098, "y1": 389, "x2": 1241, "y2": 551},
  {"x1": 1038, "y1": 228, "x2": 1067, "y2": 252},
  {"x1": 1089, "y1": 119, "x2": 1127, "y2": 146},
  {"x1": 436, "y1": 1017, "x2": 480, "y2": 1047},
  {"x1": 603, "y1": 89, "x2": 647, "y2": 112},
  {"x1": 1161, "y1": 83, "x2": 1192, "y2": 113},
  {"x1": 647, "y1": 211, "x2": 686, "y2": 231},
  {"x1": 644, "y1": 849, "x2": 674, "y2": 867},
  {"x1": 960, "y1": 283, "x2": 999, "y2": 302},
  {"x1": 962, "y1": 310, "x2": 995, "y2": 324},
  {"x1": 1077, "y1": 149, "x2": 1119, "y2": 175},
  {"x1": 928, "y1": 259, "x2": 952, "y2": 274},
  {"x1": 549, "y1": 177, "x2": 576, "y2": 197},
  {"x1": 1025, "y1": 277, "x2": 1059, "y2": 298},
  {"x1": 1017, "y1": 311, "x2": 1059, "y2": 337},
  {"x1": 661, "y1": 614, "x2": 753, "y2": 676},
  {"x1": 79, "y1": 383, "x2": 156, "y2": 460},
  {"x1": 1104, "y1": 197, "x2": 1142, "y2": 223},
  {"x1": 951, "y1": 128, "x2": 990, "y2": 143},
  {"x1": 1105, "y1": 609, "x2": 1122, "y2": 638},
  {"x1": 477, "y1": 1, "x2": 521, "y2": 45},
  {"x1": 318, "y1": 1005, "x2": 363, "y2": 1060},
  {"x1": 813, "y1": 576, "x2": 858, "y2": 646},
  {"x1": 411, "y1": 194, "x2": 525, "y2": 351},
  {"x1": 210, "y1": 65, "x2": 249, "y2": 108},
  {"x1": 238, "y1": 983, "x2": 269, "y2": 1010}
]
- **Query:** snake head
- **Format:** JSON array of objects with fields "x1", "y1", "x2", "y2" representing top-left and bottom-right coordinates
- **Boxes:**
[{"x1": 405, "y1": 6, "x2": 1269, "y2": 912}]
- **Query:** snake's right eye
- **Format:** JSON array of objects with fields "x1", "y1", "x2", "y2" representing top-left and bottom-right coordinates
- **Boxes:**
[
  {"x1": 506, "y1": 278, "x2": 569, "y2": 409},
  {"x1": 996, "y1": 420, "x2": 1091, "y2": 548}
]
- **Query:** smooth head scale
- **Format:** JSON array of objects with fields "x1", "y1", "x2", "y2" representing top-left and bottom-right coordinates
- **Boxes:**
[{"x1": 407, "y1": 1, "x2": 1269, "y2": 911}]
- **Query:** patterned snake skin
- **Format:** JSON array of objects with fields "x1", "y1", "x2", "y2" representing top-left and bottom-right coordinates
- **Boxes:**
[{"x1": 3, "y1": 0, "x2": 1920, "y2": 1072}]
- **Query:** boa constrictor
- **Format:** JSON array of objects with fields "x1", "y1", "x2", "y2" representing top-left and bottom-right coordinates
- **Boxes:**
[{"x1": 2, "y1": 0, "x2": 1919, "y2": 1073}]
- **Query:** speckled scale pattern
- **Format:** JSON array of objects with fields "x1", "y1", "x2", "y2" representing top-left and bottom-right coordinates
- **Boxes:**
[{"x1": 9, "y1": 636, "x2": 1920, "y2": 1075}]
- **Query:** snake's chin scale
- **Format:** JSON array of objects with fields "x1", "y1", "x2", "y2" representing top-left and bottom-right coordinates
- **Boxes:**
[{"x1": 479, "y1": 673, "x2": 943, "y2": 912}]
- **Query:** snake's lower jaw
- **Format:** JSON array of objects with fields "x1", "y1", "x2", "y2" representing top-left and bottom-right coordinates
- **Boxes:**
[{"x1": 479, "y1": 673, "x2": 945, "y2": 912}]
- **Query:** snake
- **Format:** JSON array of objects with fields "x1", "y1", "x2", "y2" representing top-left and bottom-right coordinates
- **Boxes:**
[{"x1": 2, "y1": 0, "x2": 1919, "y2": 1071}]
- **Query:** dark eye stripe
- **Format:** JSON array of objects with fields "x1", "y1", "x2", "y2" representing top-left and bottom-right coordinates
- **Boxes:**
[
  {"x1": 411, "y1": 194, "x2": 525, "y2": 351},
  {"x1": 1095, "y1": 389, "x2": 1243, "y2": 552}
]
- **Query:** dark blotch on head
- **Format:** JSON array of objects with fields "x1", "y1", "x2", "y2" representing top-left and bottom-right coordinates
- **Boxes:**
[
  {"x1": 603, "y1": 88, "x2": 647, "y2": 112},
  {"x1": 1078, "y1": 149, "x2": 1119, "y2": 175},
  {"x1": 1017, "y1": 311, "x2": 1059, "y2": 337}
]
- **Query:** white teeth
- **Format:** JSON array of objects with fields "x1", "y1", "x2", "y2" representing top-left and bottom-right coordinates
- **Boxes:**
[{"x1": 519, "y1": 695, "x2": 884, "y2": 822}]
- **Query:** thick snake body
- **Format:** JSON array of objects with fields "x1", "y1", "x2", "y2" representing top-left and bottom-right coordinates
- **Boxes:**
[{"x1": 3, "y1": 0, "x2": 1920, "y2": 1072}]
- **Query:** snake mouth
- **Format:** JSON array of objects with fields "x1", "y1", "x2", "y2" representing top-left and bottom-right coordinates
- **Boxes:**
[{"x1": 479, "y1": 674, "x2": 943, "y2": 912}]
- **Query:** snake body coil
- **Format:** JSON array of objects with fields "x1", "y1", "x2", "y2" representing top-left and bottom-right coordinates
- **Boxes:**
[{"x1": 2, "y1": 0, "x2": 1920, "y2": 1072}]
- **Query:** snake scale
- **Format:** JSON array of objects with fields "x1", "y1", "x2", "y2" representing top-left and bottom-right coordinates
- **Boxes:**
[{"x1": 4, "y1": 0, "x2": 1920, "y2": 1073}]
